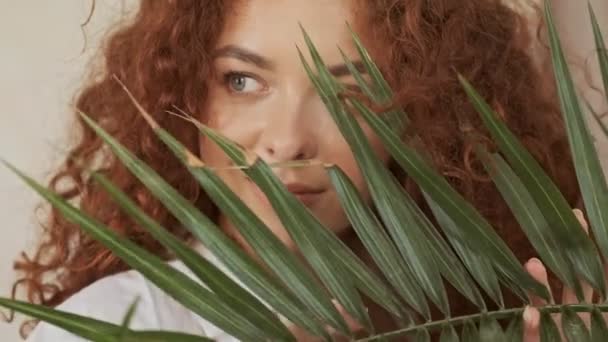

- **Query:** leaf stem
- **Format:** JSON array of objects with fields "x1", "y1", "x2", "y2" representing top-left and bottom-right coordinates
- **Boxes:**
[{"x1": 356, "y1": 303, "x2": 608, "y2": 341}]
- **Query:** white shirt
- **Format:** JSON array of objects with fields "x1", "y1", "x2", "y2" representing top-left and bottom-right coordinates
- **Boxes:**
[{"x1": 26, "y1": 246, "x2": 240, "y2": 341}]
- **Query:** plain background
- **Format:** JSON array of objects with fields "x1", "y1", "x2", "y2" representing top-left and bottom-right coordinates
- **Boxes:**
[
  {"x1": 0, "y1": 1, "x2": 136, "y2": 340},
  {"x1": 0, "y1": 1, "x2": 607, "y2": 341}
]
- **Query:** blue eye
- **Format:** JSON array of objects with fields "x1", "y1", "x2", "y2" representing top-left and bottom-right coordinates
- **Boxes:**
[{"x1": 224, "y1": 72, "x2": 262, "y2": 93}]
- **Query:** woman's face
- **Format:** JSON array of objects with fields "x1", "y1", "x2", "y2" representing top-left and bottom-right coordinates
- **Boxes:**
[{"x1": 199, "y1": 0, "x2": 390, "y2": 250}]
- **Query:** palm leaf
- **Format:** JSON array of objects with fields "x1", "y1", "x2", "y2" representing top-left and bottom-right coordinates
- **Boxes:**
[
  {"x1": 301, "y1": 31, "x2": 446, "y2": 317},
  {"x1": 433, "y1": 203, "x2": 507, "y2": 306},
  {"x1": 118, "y1": 297, "x2": 140, "y2": 340},
  {"x1": 120, "y1": 332, "x2": 213, "y2": 342},
  {"x1": 184, "y1": 112, "x2": 407, "y2": 328},
  {"x1": 0, "y1": 297, "x2": 122, "y2": 342},
  {"x1": 0, "y1": 297, "x2": 214, "y2": 342},
  {"x1": 350, "y1": 93, "x2": 548, "y2": 301},
  {"x1": 562, "y1": 307, "x2": 591, "y2": 342},
  {"x1": 425, "y1": 195, "x2": 505, "y2": 308},
  {"x1": 540, "y1": 311, "x2": 562, "y2": 342},
  {"x1": 459, "y1": 74, "x2": 603, "y2": 300},
  {"x1": 590, "y1": 3, "x2": 608, "y2": 99},
  {"x1": 412, "y1": 329, "x2": 431, "y2": 342},
  {"x1": 116, "y1": 82, "x2": 336, "y2": 337},
  {"x1": 461, "y1": 321, "x2": 478, "y2": 342},
  {"x1": 77, "y1": 112, "x2": 323, "y2": 337},
  {"x1": 479, "y1": 316, "x2": 506, "y2": 342},
  {"x1": 505, "y1": 316, "x2": 524, "y2": 341},
  {"x1": 339, "y1": 29, "x2": 526, "y2": 307},
  {"x1": 5, "y1": 3, "x2": 608, "y2": 341},
  {"x1": 588, "y1": 5, "x2": 608, "y2": 139},
  {"x1": 1, "y1": 161, "x2": 269, "y2": 341},
  {"x1": 545, "y1": 1, "x2": 608, "y2": 294},
  {"x1": 440, "y1": 325, "x2": 459, "y2": 342},
  {"x1": 328, "y1": 165, "x2": 436, "y2": 316},
  {"x1": 476, "y1": 149, "x2": 577, "y2": 297},
  {"x1": 403, "y1": 193, "x2": 486, "y2": 311},
  {"x1": 303, "y1": 27, "x2": 501, "y2": 316},
  {"x1": 591, "y1": 309, "x2": 608, "y2": 342},
  {"x1": 199, "y1": 127, "x2": 373, "y2": 334},
  {"x1": 91, "y1": 172, "x2": 292, "y2": 340},
  {"x1": 186, "y1": 111, "x2": 406, "y2": 328}
]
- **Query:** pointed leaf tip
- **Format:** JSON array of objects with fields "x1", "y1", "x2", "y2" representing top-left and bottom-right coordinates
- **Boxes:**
[
  {"x1": 0, "y1": 158, "x2": 13, "y2": 171},
  {"x1": 1, "y1": 160, "x2": 29, "y2": 184},
  {"x1": 112, "y1": 76, "x2": 160, "y2": 130}
]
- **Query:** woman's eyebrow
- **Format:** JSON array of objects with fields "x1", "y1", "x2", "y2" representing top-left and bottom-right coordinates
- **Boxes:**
[
  {"x1": 213, "y1": 44, "x2": 276, "y2": 70},
  {"x1": 212, "y1": 44, "x2": 366, "y2": 77},
  {"x1": 327, "y1": 61, "x2": 366, "y2": 77}
]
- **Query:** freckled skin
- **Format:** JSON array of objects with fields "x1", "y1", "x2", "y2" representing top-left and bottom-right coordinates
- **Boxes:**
[{"x1": 199, "y1": 0, "x2": 389, "y2": 251}]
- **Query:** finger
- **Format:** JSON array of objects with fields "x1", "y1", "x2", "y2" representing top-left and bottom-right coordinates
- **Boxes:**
[
  {"x1": 523, "y1": 306, "x2": 541, "y2": 342},
  {"x1": 562, "y1": 209, "x2": 593, "y2": 304},
  {"x1": 525, "y1": 257, "x2": 552, "y2": 306},
  {"x1": 574, "y1": 208, "x2": 589, "y2": 231}
]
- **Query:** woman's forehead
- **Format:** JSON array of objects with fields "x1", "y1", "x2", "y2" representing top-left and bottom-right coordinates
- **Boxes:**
[{"x1": 215, "y1": 0, "x2": 359, "y2": 63}]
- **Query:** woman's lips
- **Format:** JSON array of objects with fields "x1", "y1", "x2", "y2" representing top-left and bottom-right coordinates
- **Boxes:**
[
  {"x1": 291, "y1": 191, "x2": 324, "y2": 206},
  {"x1": 249, "y1": 181, "x2": 324, "y2": 207}
]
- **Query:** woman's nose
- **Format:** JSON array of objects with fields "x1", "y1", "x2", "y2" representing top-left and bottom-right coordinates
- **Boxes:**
[{"x1": 255, "y1": 111, "x2": 318, "y2": 164}]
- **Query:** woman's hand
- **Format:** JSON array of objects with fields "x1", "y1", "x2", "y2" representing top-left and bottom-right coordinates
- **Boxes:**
[{"x1": 523, "y1": 209, "x2": 600, "y2": 341}]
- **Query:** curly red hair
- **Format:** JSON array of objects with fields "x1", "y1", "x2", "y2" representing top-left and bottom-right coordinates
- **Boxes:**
[{"x1": 11, "y1": 0, "x2": 579, "y2": 337}]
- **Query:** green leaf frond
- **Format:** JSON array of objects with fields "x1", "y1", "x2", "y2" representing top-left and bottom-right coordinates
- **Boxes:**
[{"x1": 3, "y1": 3, "x2": 608, "y2": 341}]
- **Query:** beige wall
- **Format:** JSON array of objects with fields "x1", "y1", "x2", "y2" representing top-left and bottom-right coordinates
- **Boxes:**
[
  {"x1": 0, "y1": 1, "x2": 135, "y2": 340},
  {"x1": 0, "y1": 1, "x2": 606, "y2": 341}
]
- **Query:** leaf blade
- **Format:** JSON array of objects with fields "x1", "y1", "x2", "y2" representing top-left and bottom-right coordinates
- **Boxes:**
[
  {"x1": 76, "y1": 112, "x2": 318, "y2": 337},
  {"x1": 590, "y1": 3, "x2": 608, "y2": 101},
  {"x1": 478, "y1": 150, "x2": 578, "y2": 297},
  {"x1": 195, "y1": 117, "x2": 402, "y2": 331},
  {"x1": 505, "y1": 316, "x2": 524, "y2": 342},
  {"x1": 553, "y1": 2, "x2": 608, "y2": 263},
  {"x1": 0, "y1": 297, "x2": 120, "y2": 342},
  {"x1": 0, "y1": 297, "x2": 214, "y2": 342},
  {"x1": 540, "y1": 311, "x2": 561, "y2": 342},
  {"x1": 562, "y1": 307, "x2": 591, "y2": 342},
  {"x1": 355, "y1": 94, "x2": 549, "y2": 300},
  {"x1": 479, "y1": 316, "x2": 506, "y2": 342},
  {"x1": 91, "y1": 172, "x2": 293, "y2": 340},
  {"x1": 440, "y1": 325, "x2": 460, "y2": 342},
  {"x1": 459, "y1": 72, "x2": 604, "y2": 299},
  {"x1": 591, "y1": 308, "x2": 608, "y2": 342},
  {"x1": 328, "y1": 165, "x2": 430, "y2": 317},
  {"x1": 546, "y1": 1, "x2": 608, "y2": 297},
  {"x1": 303, "y1": 26, "x2": 460, "y2": 318},
  {"x1": 2, "y1": 162, "x2": 265, "y2": 341},
  {"x1": 461, "y1": 320, "x2": 479, "y2": 342}
]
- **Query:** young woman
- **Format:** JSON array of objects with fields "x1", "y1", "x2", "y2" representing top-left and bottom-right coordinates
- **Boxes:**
[{"x1": 12, "y1": 0, "x2": 594, "y2": 340}]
